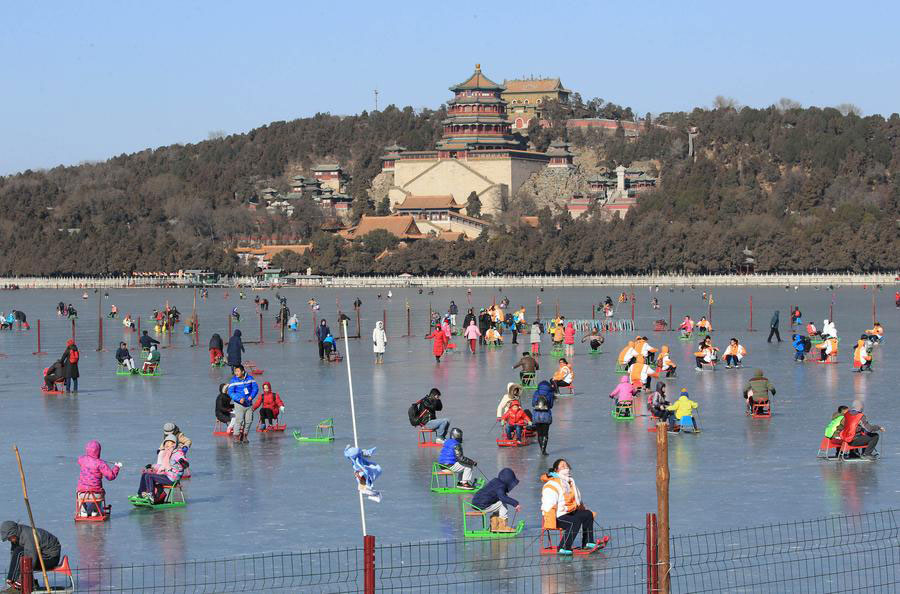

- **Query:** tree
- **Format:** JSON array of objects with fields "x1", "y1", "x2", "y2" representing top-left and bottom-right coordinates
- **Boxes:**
[
  {"x1": 465, "y1": 191, "x2": 481, "y2": 218},
  {"x1": 375, "y1": 196, "x2": 391, "y2": 216}
]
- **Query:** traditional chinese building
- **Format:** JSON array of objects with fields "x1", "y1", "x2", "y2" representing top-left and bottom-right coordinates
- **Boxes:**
[
  {"x1": 501, "y1": 78, "x2": 570, "y2": 130},
  {"x1": 383, "y1": 65, "x2": 550, "y2": 215},
  {"x1": 312, "y1": 164, "x2": 350, "y2": 193}
]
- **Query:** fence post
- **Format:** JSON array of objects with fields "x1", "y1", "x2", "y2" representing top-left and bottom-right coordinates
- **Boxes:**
[
  {"x1": 355, "y1": 306, "x2": 362, "y2": 339},
  {"x1": 97, "y1": 293, "x2": 103, "y2": 351},
  {"x1": 382, "y1": 310, "x2": 387, "y2": 337},
  {"x1": 592, "y1": 305, "x2": 595, "y2": 320},
  {"x1": 259, "y1": 313, "x2": 264, "y2": 344},
  {"x1": 872, "y1": 287, "x2": 876, "y2": 325},
  {"x1": 748, "y1": 296, "x2": 754, "y2": 331},
  {"x1": 33, "y1": 320, "x2": 46, "y2": 355},
  {"x1": 71, "y1": 318, "x2": 76, "y2": 341},
  {"x1": 668, "y1": 305, "x2": 672, "y2": 332},
  {"x1": 137, "y1": 316, "x2": 141, "y2": 337},
  {"x1": 631, "y1": 292, "x2": 635, "y2": 329},
  {"x1": 656, "y1": 423, "x2": 670, "y2": 594},
  {"x1": 364, "y1": 534, "x2": 375, "y2": 594},
  {"x1": 20, "y1": 555, "x2": 33, "y2": 594},
  {"x1": 646, "y1": 512, "x2": 658, "y2": 594},
  {"x1": 228, "y1": 315, "x2": 232, "y2": 338}
]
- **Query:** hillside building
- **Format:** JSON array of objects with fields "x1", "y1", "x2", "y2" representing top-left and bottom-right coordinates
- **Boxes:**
[{"x1": 501, "y1": 78, "x2": 570, "y2": 130}]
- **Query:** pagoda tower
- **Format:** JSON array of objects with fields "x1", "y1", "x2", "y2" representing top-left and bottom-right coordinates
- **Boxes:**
[{"x1": 436, "y1": 64, "x2": 522, "y2": 155}]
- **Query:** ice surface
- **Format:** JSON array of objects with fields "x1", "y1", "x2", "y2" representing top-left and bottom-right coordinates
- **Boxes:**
[{"x1": 0, "y1": 285, "x2": 895, "y2": 566}]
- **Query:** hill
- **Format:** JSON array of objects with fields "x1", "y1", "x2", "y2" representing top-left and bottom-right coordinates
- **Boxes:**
[{"x1": 2, "y1": 102, "x2": 899, "y2": 275}]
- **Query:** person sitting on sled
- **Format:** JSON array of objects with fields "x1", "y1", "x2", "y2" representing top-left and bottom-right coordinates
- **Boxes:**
[
  {"x1": 648, "y1": 382, "x2": 676, "y2": 430},
  {"x1": 793, "y1": 333, "x2": 811, "y2": 361},
  {"x1": 815, "y1": 335, "x2": 838, "y2": 361},
  {"x1": 484, "y1": 325, "x2": 503, "y2": 345},
  {"x1": 723, "y1": 338, "x2": 747, "y2": 368},
  {"x1": 540, "y1": 458, "x2": 598, "y2": 555},
  {"x1": 142, "y1": 344, "x2": 160, "y2": 372},
  {"x1": 43, "y1": 361, "x2": 64, "y2": 391},
  {"x1": 345, "y1": 445, "x2": 382, "y2": 503},
  {"x1": 667, "y1": 389, "x2": 699, "y2": 430},
  {"x1": 135, "y1": 435, "x2": 188, "y2": 504},
  {"x1": 552, "y1": 358, "x2": 574, "y2": 389},
  {"x1": 658, "y1": 345, "x2": 677, "y2": 377},
  {"x1": 160, "y1": 422, "x2": 191, "y2": 452},
  {"x1": 115, "y1": 341, "x2": 137, "y2": 373},
  {"x1": 581, "y1": 326, "x2": 604, "y2": 351},
  {"x1": 252, "y1": 381, "x2": 285, "y2": 429},
  {"x1": 853, "y1": 335, "x2": 873, "y2": 371},
  {"x1": 472, "y1": 468, "x2": 520, "y2": 533},
  {"x1": 438, "y1": 428, "x2": 478, "y2": 490},
  {"x1": 609, "y1": 375, "x2": 636, "y2": 408},
  {"x1": 694, "y1": 336, "x2": 718, "y2": 370},
  {"x1": 678, "y1": 316, "x2": 694, "y2": 337},
  {"x1": 743, "y1": 369, "x2": 775, "y2": 414},
  {"x1": 806, "y1": 321, "x2": 819, "y2": 337},
  {"x1": 497, "y1": 383, "x2": 530, "y2": 421},
  {"x1": 77, "y1": 440, "x2": 122, "y2": 517},
  {"x1": 215, "y1": 383, "x2": 233, "y2": 428},
  {"x1": 323, "y1": 333, "x2": 340, "y2": 360},
  {"x1": 501, "y1": 401, "x2": 529, "y2": 443},
  {"x1": 231, "y1": 307, "x2": 241, "y2": 322},
  {"x1": 696, "y1": 317, "x2": 712, "y2": 334}
]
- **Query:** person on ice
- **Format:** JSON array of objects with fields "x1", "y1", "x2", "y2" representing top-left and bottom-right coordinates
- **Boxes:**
[
  {"x1": 696, "y1": 317, "x2": 712, "y2": 334},
  {"x1": 77, "y1": 440, "x2": 122, "y2": 517},
  {"x1": 792, "y1": 333, "x2": 811, "y2": 361},
  {"x1": 532, "y1": 381, "x2": 556, "y2": 455},
  {"x1": 2, "y1": 521, "x2": 61, "y2": 591},
  {"x1": 226, "y1": 329, "x2": 244, "y2": 369},
  {"x1": 372, "y1": 320, "x2": 387, "y2": 364},
  {"x1": 678, "y1": 316, "x2": 694, "y2": 337},
  {"x1": 227, "y1": 364, "x2": 258, "y2": 443},
  {"x1": 723, "y1": 338, "x2": 747, "y2": 368},
  {"x1": 231, "y1": 307, "x2": 241, "y2": 323},
  {"x1": 135, "y1": 435, "x2": 188, "y2": 504},
  {"x1": 60, "y1": 339, "x2": 80, "y2": 393},
  {"x1": 345, "y1": 445, "x2": 382, "y2": 503},
  {"x1": 658, "y1": 345, "x2": 677, "y2": 377},
  {"x1": 667, "y1": 389, "x2": 699, "y2": 430},
  {"x1": 581, "y1": 326, "x2": 604, "y2": 352},
  {"x1": 767, "y1": 311, "x2": 781, "y2": 343},
  {"x1": 438, "y1": 428, "x2": 478, "y2": 490},
  {"x1": 472, "y1": 468, "x2": 520, "y2": 533},
  {"x1": 496, "y1": 383, "x2": 525, "y2": 420},
  {"x1": 425, "y1": 323, "x2": 447, "y2": 362},
  {"x1": 513, "y1": 351, "x2": 539, "y2": 382},
  {"x1": 208, "y1": 332, "x2": 224, "y2": 365},
  {"x1": 552, "y1": 358, "x2": 574, "y2": 389},
  {"x1": 215, "y1": 383, "x2": 234, "y2": 428},
  {"x1": 540, "y1": 459, "x2": 597, "y2": 555},
  {"x1": 464, "y1": 319, "x2": 482, "y2": 353},
  {"x1": 815, "y1": 335, "x2": 839, "y2": 362},
  {"x1": 743, "y1": 369, "x2": 775, "y2": 414},
  {"x1": 139, "y1": 330, "x2": 159, "y2": 352},
  {"x1": 853, "y1": 335, "x2": 873, "y2": 372},
  {"x1": 410, "y1": 388, "x2": 450, "y2": 442},
  {"x1": 43, "y1": 361, "x2": 64, "y2": 391},
  {"x1": 609, "y1": 375, "x2": 636, "y2": 407},
  {"x1": 806, "y1": 321, "x2": 819, "y2": 337},
  {"x1": 529, "y1": 320, "x2": 542, "y2": 355},
  {"x1": 500, "y1": 401, "x2": 529, "y2": 443},
  {"x1": 563, "y1": 322, "x2": 576, "y2": 357},
  {"x1": 141, "y1": 344, "x2": 160, "y2": 373},
  {"x1": 484, "y1": 325, "x2": 502, "y2": 345},
  {"x1": 649, "y1": 382, "x2": 676, "y2": 430},
  {"x1": 116, "y1": 341, "x2": 137, "y2": 373},
  {"x1": 160, "y1": 422, "x2": 191, "y2": 452},
  {"x1": 252, "y1": 381, "x2": 285, "y2": 429}
]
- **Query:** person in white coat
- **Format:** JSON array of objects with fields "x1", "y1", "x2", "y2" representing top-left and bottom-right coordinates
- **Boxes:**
[{"x1": 372, "y1": 321, "x2": 387, "y2": 364}]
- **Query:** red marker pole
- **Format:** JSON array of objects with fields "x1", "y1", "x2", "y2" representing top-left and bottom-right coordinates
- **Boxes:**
[
  {"x1": 259, "y1": 312, "x2": 264, "y2": 344},
  {"x1": 228, "y1": 315, "x2": 232, "y2": 337},
  {"x1": 748, "y1": 296, "x2": 754, "y2": 331},
  {"x1": 71, "y1": 318, "x2": 76, "y2": 341},
  {"x1": 32, "y1": 320, "x2": 46, "y2": 355},
  {"x1": 668, "y1": 305, "x2": 673, "y2": 331}
]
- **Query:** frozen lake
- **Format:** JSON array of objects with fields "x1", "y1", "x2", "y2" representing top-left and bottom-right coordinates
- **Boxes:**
[{"x1": 0, "y1": 284, "x2": 896, "y2": 569}]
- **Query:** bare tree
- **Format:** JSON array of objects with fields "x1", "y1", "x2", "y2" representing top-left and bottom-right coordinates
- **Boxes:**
[
  {"x1": 713, "y1": 95, "x2": 739, "y2": 110},
  {"x1": 836, "y1": 103, "x2": 862, "y2": 117},
  {"x1": 776, "y1": 98, "x2": 802, "y2": 112}
]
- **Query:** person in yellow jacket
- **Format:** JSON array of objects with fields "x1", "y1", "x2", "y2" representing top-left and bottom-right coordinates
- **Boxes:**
[
  {"x1": 667, "y1": 389, "x2": 699, "y2": 430},
  {"x1": 540, "y1": 459, "x2": 598, "y2": 555}
]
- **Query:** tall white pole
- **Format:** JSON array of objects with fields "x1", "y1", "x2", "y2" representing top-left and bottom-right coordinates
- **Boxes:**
[{"x1": 343, "y1": 319, "x2": 367, "y2": 536}]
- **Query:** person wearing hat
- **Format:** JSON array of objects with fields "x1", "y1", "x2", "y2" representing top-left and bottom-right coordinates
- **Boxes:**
[
  {"x1": 667, "y1": 389, "x2": 699, "y2": 430},
  {"x1": 159, "y1": 423, "x2": 192, "y2": 452},
  {"x1": 1, "y1": 521, "x2": 61, "y2": 590},
  {"x1": 226, "y1": 364, "x2": 259, "y2": 443},
  {"x1": 135, "y1": 434, "x2": 188, "y2": 504}
]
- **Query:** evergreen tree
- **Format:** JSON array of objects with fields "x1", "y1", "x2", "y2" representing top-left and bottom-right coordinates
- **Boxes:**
[{"x1": 465, "y1": 191, "x2": 481, "y2": 218}]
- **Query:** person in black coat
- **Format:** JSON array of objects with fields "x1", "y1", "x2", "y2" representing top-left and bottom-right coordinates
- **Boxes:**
[
  {"x1": 477, "y1": 310, "x2": 491, "y2": 345},
  {"x1": 139, "y1": 330, "x2": 160, "y2": 351},
  {"x1": 226, "y1": 329, "x2": 244, "y2": 368},
  {"x1": 209, "y1": 333, "x2": 224, "y2": 365},
  {"x1": 215, "y1": 383, "x2": 234, "y2": 425},
  {"x1": 767, "y1": 311, "x2": 781, "y2": 343},
  {"x1": 472, "y1": 468, "x2": 520, "y2": 532},
  {"x1": 315, "y1": 320, "x2": 331, "y2": 360},
  {"x1": 60, "y1": 339, "x2": 80, "y2": 392}
]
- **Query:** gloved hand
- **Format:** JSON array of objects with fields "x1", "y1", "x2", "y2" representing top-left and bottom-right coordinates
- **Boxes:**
[
  {"x1": 181, "y1": 446, "x2": 189, "y2": 454},
  {"x1": 114, "y1": 462, "x2": 123, "y2": 468},
  {"x1": 279, "y1": 406, "x2": 285, "y2": 413}
]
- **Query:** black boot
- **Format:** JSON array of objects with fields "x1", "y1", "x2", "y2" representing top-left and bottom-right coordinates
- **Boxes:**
[{"x1": 539, "y1": 436, "x2": 548, "y2": 455}]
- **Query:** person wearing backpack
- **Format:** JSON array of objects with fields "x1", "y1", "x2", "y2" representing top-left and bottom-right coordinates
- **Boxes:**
[
  {"x1": 408, "y1": 388, "x2": 450, "y2": 442},
  {"x1": 532, "y1": 380, "x2": 555, "y2": 455},
  {"x1": 60, "y1": 339, "x2": 80, "y2": 392}
]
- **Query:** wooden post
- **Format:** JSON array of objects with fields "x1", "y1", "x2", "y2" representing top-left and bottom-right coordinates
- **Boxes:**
[
  {"x1": 13, "y1": 447, "x2": 52, "y2": 593},
  {"x1": 406, "y1": 306, "x2": 412, "y2": 337},
  {"x1": 96, "y1": 293, "x2": 103, "y2": 351},
  {"x1": 646, "y1": 512, "x2": 659, "y2": 594},
  {"x1": 33, "y1": 320, "x2": 46, "y2": 355},
  {"x1": 259, "y1": 312, "x2": 264, "y2": 344},
  {"x1": 20, "y1": 555, "x2": 33, "y2": 594},
  {"x1": 355, "y1": 306, "x2": 362, "y2": 339},
  {"x1": 668, "y1": 304, "x2": 673, "y2": 331},
  {"x1": 382, "y1": 310, "x2": 387, "y2": 337},
  {"x1": 228, "y1": 315, "x2": 232, "y2": 337},
  {"x1": 71, "y1": 318, "x2": 75, "y2": 341},
  {"x1": 536, "y1": 300, "x2": 541, "y2": 320},
  {"x1": 137, "y1": 316, "x2": 141, "y2": 337},
  {"x1": 656, "y1": 424, "x2": 670, "y2": 594},
  {"x1": 555, "y1": 299, "x2": 559, "y2": 318},
  {"x1": 872, "y1": 287, "x2": 876, "y2": 325},
  {"x1": 592, "y1": 305, "x2": 595, "y2": 320},
  {"x1": 631, "y1": 291, "x2": 635, "y2": 328},
  {"x1": 363, "y1": 534, "x2": 375, "y2": 594},
  {"x1": 312, "y1": 312, "x2": 317, "y2": 342},
  {"x1": 748, "y1": 296, "x2": 754, "y2": 331},
  {"x1": 706, "y1": 294, "x2": 712, "y2": 322}
]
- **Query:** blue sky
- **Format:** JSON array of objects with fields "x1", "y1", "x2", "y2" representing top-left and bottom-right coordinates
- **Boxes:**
[{"x1": 2, "y1": 1, "x2": 897, "y2": 175}]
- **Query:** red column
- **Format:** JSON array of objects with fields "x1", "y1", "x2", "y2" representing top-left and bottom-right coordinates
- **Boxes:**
[{"x1": 364, "y1": 535, "x2": 375, "y2": 594}]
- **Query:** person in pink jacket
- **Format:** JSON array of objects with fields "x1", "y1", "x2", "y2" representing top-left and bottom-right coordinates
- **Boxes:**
[
  {"x1": 464, "y1": 320, "x2": 482, "y2": 354},
  {"x1": 77, "y1": 440, "x2": 121, "y2": 516},
  {"x1": 608, "y1": 376, "x2": 636, "y2": 404},
  {"x1": 563, "y1": 322, "x2": 576, "y2": 357}
]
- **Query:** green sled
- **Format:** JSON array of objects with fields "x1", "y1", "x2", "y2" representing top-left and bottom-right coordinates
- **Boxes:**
[{"x1": 293, "y1": 418, "x2": 335, "y2": 443}]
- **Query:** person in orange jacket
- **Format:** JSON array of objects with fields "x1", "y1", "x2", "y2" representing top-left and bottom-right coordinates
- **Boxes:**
[{"x1": 252, "y1": 381, "x2": 285, "y2": 430}]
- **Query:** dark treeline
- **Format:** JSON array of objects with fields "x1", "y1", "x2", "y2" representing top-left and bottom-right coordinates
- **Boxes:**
[{"x1": 3, "y1": 101, "x2": 900, "y2": 275}]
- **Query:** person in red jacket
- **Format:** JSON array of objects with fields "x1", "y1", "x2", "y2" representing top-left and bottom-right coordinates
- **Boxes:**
[
  {"x1": 252, "y1": 381, "x2": 285, "y2": 430},
  {"x1": 425, "y1": 324, "x2": 447, "y2": 363},
  {"x1": 501, "y1": 401, "x2": 530, "y2": 443}
]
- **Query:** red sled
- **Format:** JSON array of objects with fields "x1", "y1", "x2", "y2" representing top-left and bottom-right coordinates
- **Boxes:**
[
  {"x1": 540, "y1": 513, "x2": 611, "y2": 554},
  {"x1": 41, "y1": 385, "x2": 64, "y2": 395},
  {"x1": 213, "y1": 420, "x2": 233, "y2": 437},
  {"x1": 417, "y1": 427, "x2": 442, "y2": 448},
  {"x1": 256, "y1": 422, "x2": 286, "y2": 433},
  {"x1": 496, "y1": 436, "x2": 531, "y2": 448}
]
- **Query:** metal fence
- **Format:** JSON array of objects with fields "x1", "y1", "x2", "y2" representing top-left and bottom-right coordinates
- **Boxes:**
[{"x1": 56, "y1": 509, "x2": 900, "y2": 593}]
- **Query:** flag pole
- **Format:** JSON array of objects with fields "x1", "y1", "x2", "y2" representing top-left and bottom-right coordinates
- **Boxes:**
[{"x1": 343, "y1": 319, "x2": 367, "y2": 536}]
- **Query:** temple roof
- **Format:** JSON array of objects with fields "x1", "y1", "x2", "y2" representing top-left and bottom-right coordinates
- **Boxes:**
[
  {"x1": 342, "y1": 215, "x2": 423, "y2": 240},
  {"x1": 450, "y1": 64, "x2": 503, "y2": 92},
  {"x1": 384, "y1": 143, "x2": 406, "y2": 152},
  {"x1": 395, "y1": 195, "x2": 462, "y2": 210},
  {"x1": 502, "y1": 78, "x2": 567, "y2": 93},
  {"x1": 312, "y1": 164, "x2": 342, "y2": 172},
  {"x1": 448, "y1": 96, "x2": 505, "y2": 105}
]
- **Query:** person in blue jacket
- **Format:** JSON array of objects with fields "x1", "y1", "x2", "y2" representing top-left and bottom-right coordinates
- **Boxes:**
[
  {"x1": 438, "y1": 428, "x2": 477, "y2": 490},
  {"x1": 227, "y1": 364, "x2": 258, "y2": 443},
  {"x1": 316, "y1": 319, "x2": 331, "y2": 360},
  {"x1": 532, "y1": 381, "x2": 555, "y2": 455},
  {"x1": 792, "y1": 333, "x2": 810, "y2": 362},
  {"x1": 226, "y1": 329, "x2": 244, "y2": 369},
  {"x1": 472, "y1": 468, "x2": 520, "y2": 532}
]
